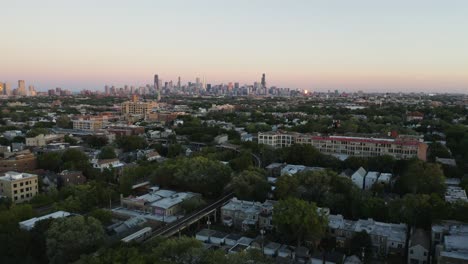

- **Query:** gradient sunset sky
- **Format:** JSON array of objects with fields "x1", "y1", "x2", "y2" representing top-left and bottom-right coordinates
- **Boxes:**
[{"x1": 2, "y1": 0, "x2": 468, "y2": 93}]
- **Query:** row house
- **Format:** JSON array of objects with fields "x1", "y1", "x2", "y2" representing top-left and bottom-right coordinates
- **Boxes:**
[
  {"x1": 221, "y1": 198, "x2": 277, "y2": 231},
  {"x1": 328, "y1": 214, "x2": 407, "y2": 257}
]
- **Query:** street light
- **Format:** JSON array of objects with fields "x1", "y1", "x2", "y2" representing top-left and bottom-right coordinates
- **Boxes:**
[
  {"x1": 260, "y1": 229, "x2": 266, "y2": 255},
  {"x1": 207, "y1": 218, "x2": 212, "y2": 243}
]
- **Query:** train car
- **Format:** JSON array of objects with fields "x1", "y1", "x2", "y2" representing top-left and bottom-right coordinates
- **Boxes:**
[{"x1": 121, "y1": 227, "x2": 152, "y2": 243}]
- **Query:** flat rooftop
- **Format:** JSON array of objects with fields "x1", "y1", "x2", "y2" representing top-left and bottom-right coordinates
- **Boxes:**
[{"x1": 0, "y1": 171, "x2": 37, "y2": 181}]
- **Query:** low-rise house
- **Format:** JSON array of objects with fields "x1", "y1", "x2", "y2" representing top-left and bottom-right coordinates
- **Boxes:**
[
  {"x1": 432, "y1": 221, "x2": 468, "y2": 264},
  {"x1": 407, "y1": 111, "x2": 424, "y2": 122},
  {"x1": 210, "y1": 231, "x2": 228, "y2": 245},
  {"x1": 264, "y1": 242, "x2": 281, "y2": 257},
  {"x1": 120, "y1": 188, "x2": 200, "y2": 219},
  {"x1": 225, "y1": 234, "x2": 242, "y2": 246},
  {"x1": 241, "y1": 133, "x2": 253, "y2": 142},
  {"x1": 408, "y1": 228, "x2": 430, "y2": 264},
  {"x1": 228, "y1": 244, "x2": 249, "y2": 254},
  {"x1": 25, "y1": 134, "x2": 64, "y2": 147},
  {"x1": 3, "y1": 130, "x2": 23, "y2": 140},
  {"x1": 259, "y1": 200, "x2": 277, "y2": 230},
  {"x1": 150, "y1": 192, "x2": 200, "y2": 218},
  {"x1": 58, "y1": 170, "x2": 86, "y2": 187},
  {"x1": 221, "y1": 198, "x2": 277, "y2": 231},
  {"x1": 295, "y1": 246, "x2": 310, "y2": 263},
  {"x1": 351, "y1": 167, "x2": 367, "y2": 189},
  {"x1": 280, "y1": 164, "x2": 325, "y2": 176},
  {"x1": 265, "y1": 163, "x2": 284, "y2": 177},
  {"x1": 214, "y1": 134, "x2": 228, "y2": 144},
  {"x1": 376, "y1": 173, "x2": 392, "y2": 185},
  {"x1": 310, "y1": 252, "x2": 346, "y2": 264},
  {"x1": 328, "y1": 214, "x2": 407, "y2": 257},
  {"x1": 278, "y1": 244, "x2": 295, "y2": 258},
  {"x1": 11, "y1": 142, "x2": 26, "y2": 152},
  {"x1": 145, "y1": 151, "x2": 161, "y2": 161},
  {"x1": 92, "y1": 158, "x2": 124, "y2": 172},
  {"x1": 237, "y1": 236, "x2": 253, "y2": 246},
  {"x1": 364, "y1": 171, "x2": 380, "y2": 190}
]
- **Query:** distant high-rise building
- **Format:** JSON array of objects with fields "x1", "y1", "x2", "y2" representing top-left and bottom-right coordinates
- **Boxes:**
[
  {"x1": 154, "y1": 74, "x2": 159, "y2": 90},
  {"x1": 104, "y1": 85, "x2": 109, "y2": 95},
  {"x1": 28, "y1": 85, "x2": 36, "y2": 96},
  {"x1": 4, "y1": 83, "x2": 11, "y2": 96},
  {"x1": 261, "y1": 73, "x2": 266, "y2": 88},
  {"x1": 0, "y1": 82, "x2": 4, "y2": 95},
  {"x1": 17, "y1": 80, "x2": 26, "y2": 96},
  {"x1": 154, "y1": 74, "x2": 161, "y2": 101},
  {"x1": 177, "y1": 76, "x2": 181, "y2": 89}
]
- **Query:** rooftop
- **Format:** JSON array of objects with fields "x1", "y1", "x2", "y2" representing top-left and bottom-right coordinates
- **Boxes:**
[
  {"x1": 19, "y1": 211, "x2": 71, "y2": 230},
  {"x1": 329, "y1": 214, "x2": 407, "y2": 243},
  {"x1": 0, "y1": 171, "x2": 37, "y2": 181},
  {"x1": 445, "y1": 186, "x2": 468, "y2": 203}
]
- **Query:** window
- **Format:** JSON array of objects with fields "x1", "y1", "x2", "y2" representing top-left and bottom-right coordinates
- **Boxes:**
[{"x1": 410, "y1": 249, "x2": 413, "y2": 254}]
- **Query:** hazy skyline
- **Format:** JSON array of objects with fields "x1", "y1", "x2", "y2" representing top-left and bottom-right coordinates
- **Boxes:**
[{"x1": 2, "y1": 0, "x2": 468, "y2": 93}]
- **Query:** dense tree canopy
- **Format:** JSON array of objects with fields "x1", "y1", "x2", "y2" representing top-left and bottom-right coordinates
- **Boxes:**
[
  {"x1": 231, "y1": 169, "x2": 270, "y2": 202},
  {"x1": 395, "y1": 159, "x2": 446, "y2": 195},
  {"x1": 46, "y1": 216, "x2": 105, "y2": 264},
  {"x1": 273, "y1": 197, "x2": 328, "y2": 246},
  {"x1": 115, "y1": 135, "x2": 146, "y2": 152},
  {"x1": 98, "y1": 146, "x2": 117, "y2": 159},
  {"x1": 151, "y1": 157, "x2": 232, "y2": 198}
]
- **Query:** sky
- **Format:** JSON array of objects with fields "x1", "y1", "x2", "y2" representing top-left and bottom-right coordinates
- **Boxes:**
[{"x1": 1, "y1": 0, "x2": 468, "y2": 93}]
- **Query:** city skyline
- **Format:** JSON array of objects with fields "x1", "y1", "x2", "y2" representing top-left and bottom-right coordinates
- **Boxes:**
[{"x1": 2, "y1": 0, "x2": 468, "y2": 93}]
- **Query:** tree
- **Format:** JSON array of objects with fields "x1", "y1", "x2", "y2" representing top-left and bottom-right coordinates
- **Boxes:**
[
  {"x1": 98, "y1": 146, "x2": 116, "y2": 159},
  {"x1": 231, "y1": 169, "x2": 270, "y2": 202},
  {"x1": 85, "y1": 135, "x2": 108, "y2": 148},
  {"x1": 89, "y1": 209, "x2": 112, "y2": 225},
  {"x1": 152, "y1": 157, "x2": 232, "y2": 198},
  {"x1": 46, "y1": 216, "x2": 105, "y2": 264},
  {"x1": 115, "y1": 135, "x2": 146, "y2": 152},
  {"x1": 167, "y1": 143, "x2": 183, "y2": 158},
  {"x1": 349, "y1": 231, "x2": 372, "y2": 263},
  {"x1": 26, "y1": 127, "x2": 49, "y2": 137},
  {"x1": 428, "y1": 142, "x2": 451, "y2": 162},
  {"x1": 151, "y1": 236, "x2": 204, "y2": 264},
  {"x1": 56, "y1": 115, "x2": 72, "y2": 128},
  {"x1": 64, "y1": 135, "x2": 77, "y2": 145},
  {"x1": 396, "y1": 159, "x2": 446, "y2": 195},
  {"x1": 38, "y1": 152, "x2": 62, "y2": 172},
  {"x1": 273, "y1": 197, "x2": 328, "y2": 246},
  {"x1": 388, "y1": 193, "x2": 448, "y2": 228},
  {"x1": 229, "y1": 151, "x2": 254, "y2": 172},
  {"x1": 275, "y1": 174, "x2": 300, "y2": 200},
  {"x1": 180, "y1": 197, "x2": 207, "y2": 214}
]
